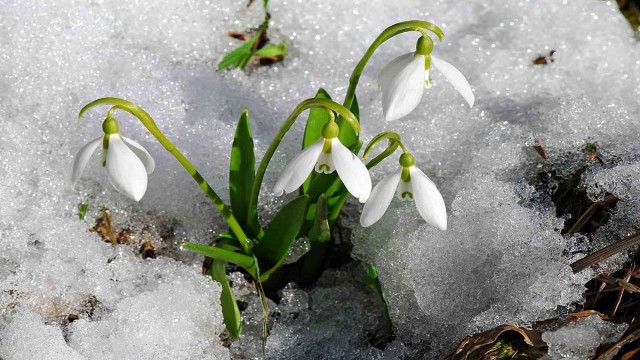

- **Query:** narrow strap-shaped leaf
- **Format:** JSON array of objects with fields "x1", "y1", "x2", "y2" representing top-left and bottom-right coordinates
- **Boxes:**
[
  {"x1": 337, "y1": 93, "x2": 360, "y2": 148},
  {"x1": 255, "y1": 195, "x2": 309, "y2": 281},
  {"x1": 182, "y1": 242, "x2": 256, "y2": 271},
  {"x1": 253, "y1": 41, "x2": 287, "y2": 58},
  {"x1": 217, "y1": 34, "x2": 259, "y2": 71},
  {"x1": 308, "y1": 193, "x2": 330, "y2": 245},
  {"x1": 301, "y1": 88, "x2": 332, "y2": 194},
  {"x1": 208, "y1": 260, "x2": 242, "y2": 338},
  {"x1": 362, "y1": 263, "x2": 393, "y2": 337},
  {"x1": 229, "y1": 110, "x2": 257, "y2": 234},
  {"x1": 300, "y1": 194, "x2": 331, "y2": 283}
]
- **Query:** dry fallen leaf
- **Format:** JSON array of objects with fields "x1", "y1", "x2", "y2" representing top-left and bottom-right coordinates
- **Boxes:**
[{"x1": 445, "y1": 324, "x2": 547, "y2": 360}]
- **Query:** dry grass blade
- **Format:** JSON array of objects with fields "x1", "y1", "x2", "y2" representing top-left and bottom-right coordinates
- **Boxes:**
[
  {"x1": 571, "y1": 233, "x2": 640, "y2": 273},
  {"x1": 98, "y1": 208, "x2": 117, "y2": 246},
  {"x1": 613, "y1": 266, "x2": 635, "y2": 317},
  {"x1": 596, "y1": 274, "x2": 640, "y2": 293},
  {"x1": 595, "y1": 327, "x2": 640, "y2": 360},
  {"x1": 592, "y1": 281, "x2": 608, "y2": 309},
  {"x1": 567, "y1": 194, "x2": 618, "y2": 235},
  {"x1": 566, "y1": 310, "x2": 610, "y2": 321}
]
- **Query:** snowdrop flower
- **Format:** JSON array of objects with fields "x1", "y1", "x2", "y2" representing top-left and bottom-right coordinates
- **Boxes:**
[
  {"x1": 360, "y1": 152, "x2": 446, "y2": 230},
  {"x1": 274, "y1": 121, "x2": 371, "y2": 203},
  {"x1": 71, "y1": 114, "x2": 155, "y2": 201},
  {"x1": 379, "y1": 36, "x2": 474, "y2": 122}
]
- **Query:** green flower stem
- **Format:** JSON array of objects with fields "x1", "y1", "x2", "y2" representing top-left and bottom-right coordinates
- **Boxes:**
[
  {"x1": 247, "y1": 98, "x2": 358, "y2": 232},
  {"x1": 363, "y1": 131, "x2": 408, "y2": 159},
  {"x1": 342, "y1": 20, "x2": 444, "y2": 111},
  {"x1": 79, "y1": 97, "x2": 253, "y2": 253}
]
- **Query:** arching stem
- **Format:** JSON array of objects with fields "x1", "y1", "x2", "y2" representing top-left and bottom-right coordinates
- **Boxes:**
[
  {"x1": 342, "y1": 20, "x2": 444, "y2": 111},
  {"x1": 79, "y1": 97, "x2": 253, "y2": 253},
  {"x1": 247, "y1": 98, "x2": 358, "y2": 233}
]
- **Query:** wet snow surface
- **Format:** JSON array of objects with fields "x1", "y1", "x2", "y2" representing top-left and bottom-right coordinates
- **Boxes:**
[{"x1": 1, "y1": 0, "x2": 639, "y2": 358}]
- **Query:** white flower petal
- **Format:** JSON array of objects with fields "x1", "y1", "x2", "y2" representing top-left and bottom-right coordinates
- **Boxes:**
[
  {"x1": 380, "y1": 53, "x2": 426, "y2": 122},
  {"x1": 106, "y1": 134, "x2": 149, "y2": 201},
  {"x1": 314, "y1": 152, "x2": 335, "y2": 174},
  {"x1": 360, "y1": 171, "x2": 401, "y2": 227},
  {"x1": 378, "y1": 53, "x2": 413, "y2": 90},
  {"x1": 273, "y1": 139, "x2": 324, "y2": 196},
  {"x1": 431, "y1": 56, "x2": 474, "y2": 108},
  {"x1": 331, "y1": 138, "x2": 372, "y2": 203},
  {"x1": 70, "y1": 136, "x2": 102, "y2": 188},
  {"x1": 121, "y1": 136, "x2": 155, "y2": 174},
  {"x1": 410, "y1": 166, "x2": 447, "y2": 230}
]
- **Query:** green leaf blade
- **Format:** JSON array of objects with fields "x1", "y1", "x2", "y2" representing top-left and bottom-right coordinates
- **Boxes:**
[
  {"x1": 182, "y1": 242, "x2": 255, "y2": 270},
  {"x1": 209, "y1": 260, "x2": 242, "y2": 338},
  {"x1": 253, "y1": 41, "x2": 287, "y2": 58},
  {"x1": 229, "y1": 110, "x2": 257, "y2": 233},
  {"x1": 255, "y1": 195, "x2": 310, "y2": 280},
  {"x1": 217, "y1": 35, "x2": 259, "y2": 71}
]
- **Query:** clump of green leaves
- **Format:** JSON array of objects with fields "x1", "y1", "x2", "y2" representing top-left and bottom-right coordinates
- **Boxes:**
[{"x1": 218, "y1": 0, "x2": 287, "y2": 71}]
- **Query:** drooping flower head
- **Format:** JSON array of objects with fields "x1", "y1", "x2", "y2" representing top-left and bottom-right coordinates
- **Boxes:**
[
  {"x1": 360, "y1": 152, "x2": 446, "y2": 229},
  {"x1": 379, "y1": 35, "x2": 474, "y2": 122},
  {"x1": 71, "y1": 113, "x2": 154, "y2": 201},
  {"x1": 274, "y1": 120, "x2": 371, "y2": 203}
]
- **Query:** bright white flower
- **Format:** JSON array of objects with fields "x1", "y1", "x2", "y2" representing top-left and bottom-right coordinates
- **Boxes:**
[
  {"x1": 378, "y1": 38, "x2": 474, "y2": 122},
  {"x1": 71, "y1": 133, "x2": 155, "y2": 201},
  {"x1": 274, "y1": 136, "x2": 372, "y2": 203},
  {"x1": 360, "y1": 163, "x2": 446, "y2": 230}
]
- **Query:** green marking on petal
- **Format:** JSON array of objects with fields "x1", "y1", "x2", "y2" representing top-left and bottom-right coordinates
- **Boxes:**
[{"x1": 401, "y1": 191, "x2": 413, "y2": 200}]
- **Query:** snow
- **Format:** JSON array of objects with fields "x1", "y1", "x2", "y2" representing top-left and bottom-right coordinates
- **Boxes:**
[
  {"x1": 541, "y1": 315, "x2": 627, "y2": 359},
  {"x1": 0, "y1": 0, "x2": 638, "y2": 358}
]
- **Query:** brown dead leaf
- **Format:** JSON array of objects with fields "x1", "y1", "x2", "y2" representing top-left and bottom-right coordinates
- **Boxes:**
[
  {"x1": 445, "y1": 324, "x2": 547, "y2": 360},
  {"x1": 228, "y1": 32, "x2": 248, "y2": 41},
  {"x1": 533, "y1": 142, "x2": 548, "y2": 160},
  {"x1": 533, "y1": 50, "x2": 556, "y2": 65},
  {"x1": 89, "y1": 208, "x2": 133, "y2": 246},
  {"x1": 566, "y1": 310, "x2": 610, "y2": 321}
]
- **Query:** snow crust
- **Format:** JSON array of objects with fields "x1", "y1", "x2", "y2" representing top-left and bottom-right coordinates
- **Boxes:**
[
  {"x1": 541, "y1": 315, "x2": 627, "y2": 359},
  {"x1": 0, "y1": 0, "x2": 638, "y2": 358}
]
